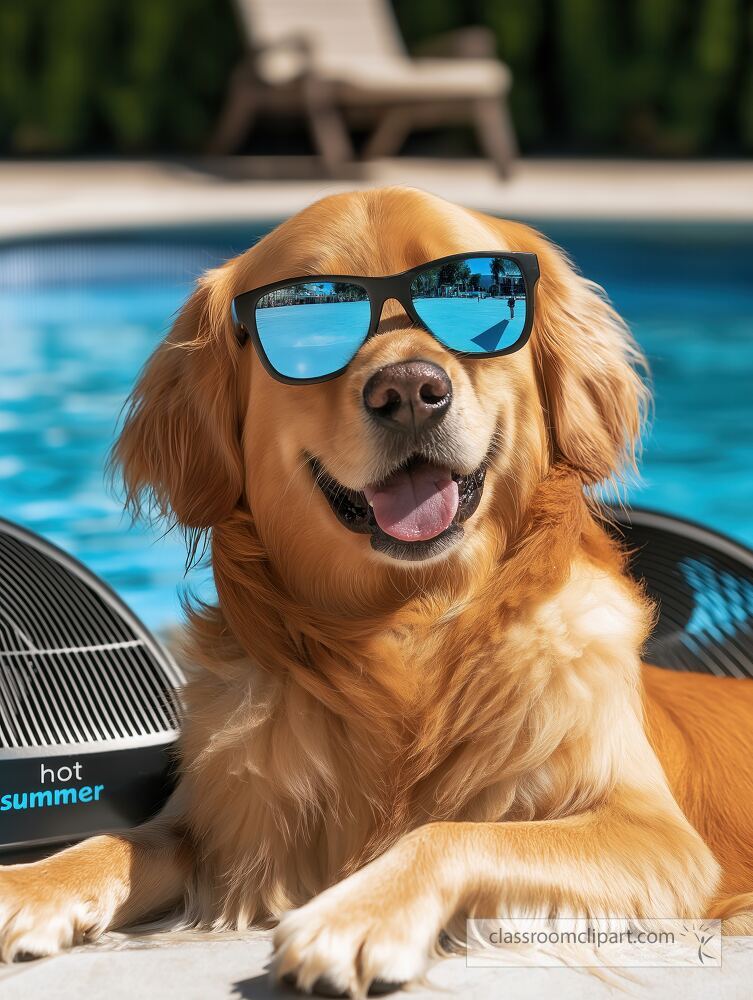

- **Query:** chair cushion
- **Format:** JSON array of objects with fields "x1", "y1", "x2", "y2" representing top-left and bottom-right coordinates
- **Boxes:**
[{"x1": 324, "y1": 57, "x2": 511, "y2": 104}]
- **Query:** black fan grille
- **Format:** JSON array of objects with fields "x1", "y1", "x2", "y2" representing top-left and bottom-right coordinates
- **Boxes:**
[
  {"x1": 610, "y1": 510, "x2": 753, "y2": 679},
  {"x1": 0, "y1": 526, "x2": 183, "y2": 749}
]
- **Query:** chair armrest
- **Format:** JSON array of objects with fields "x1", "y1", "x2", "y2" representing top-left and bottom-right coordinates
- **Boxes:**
[
  {"x1": 246, "y1": 34, "x2": 316, "y2": 85},
  {"x1": 413, "y1": 26, "x2": 498, "y2": 60}
]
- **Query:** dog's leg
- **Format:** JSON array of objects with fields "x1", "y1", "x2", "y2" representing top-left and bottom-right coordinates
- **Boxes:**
[
  {"x1": 273, "y1": 787, "x2": 720, "y2": 997},
  {"x1": 0, "y1": 814, "x2": 190, "y2": 962}
]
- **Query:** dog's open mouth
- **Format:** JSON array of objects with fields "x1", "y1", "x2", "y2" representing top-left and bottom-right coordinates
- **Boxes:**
[{"x1": 308, "y1": 455, "x2": 487, "y2": 561}]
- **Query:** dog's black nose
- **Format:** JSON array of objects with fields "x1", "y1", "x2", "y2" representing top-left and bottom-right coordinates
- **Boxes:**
[{"x1": 363, "y1": 360, "x2": 452, "y2": 433}]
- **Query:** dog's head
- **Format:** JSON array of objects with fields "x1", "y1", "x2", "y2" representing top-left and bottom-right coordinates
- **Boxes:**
[{"x1": 114, "y1": 189, "x2": 647, "y2": 600}]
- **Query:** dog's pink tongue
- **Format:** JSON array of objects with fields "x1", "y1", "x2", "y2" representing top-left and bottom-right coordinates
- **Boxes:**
[{"x1": 363, "y1": 464, "x2": 459, "y2": 542}]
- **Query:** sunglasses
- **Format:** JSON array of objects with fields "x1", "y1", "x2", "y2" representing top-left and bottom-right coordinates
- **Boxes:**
[{"x1": 232, "y1": 252, "x2": 540, "y2": 385}]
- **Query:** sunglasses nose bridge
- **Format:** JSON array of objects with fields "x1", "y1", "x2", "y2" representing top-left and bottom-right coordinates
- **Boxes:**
[{"x1": 370, "y1": 292, "x2": 416, "y2": 334}]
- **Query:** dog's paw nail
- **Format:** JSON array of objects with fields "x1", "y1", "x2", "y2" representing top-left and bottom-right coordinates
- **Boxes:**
[
  {"x1": 311, "y1": 975, "x2": 348, "y2": 997},
  {"x1": 368, "y1": 980, "x2": 404, "y2": 996},
  {"x1": 13, "y1": 950, "x2": 46, "y2": 964},
  {"x1": 277, "y1": 971, "x2": 405, "y2": 998}
]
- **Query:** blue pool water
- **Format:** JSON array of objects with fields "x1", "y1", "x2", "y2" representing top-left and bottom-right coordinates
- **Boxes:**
[{"x1": 0, "y1": 222, "x2": 751, "y2": 630}]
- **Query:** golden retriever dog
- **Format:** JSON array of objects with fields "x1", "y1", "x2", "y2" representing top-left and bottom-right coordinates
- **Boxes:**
[{"x1": 1, "y1": 187, "x2": 752, "y2": 995}]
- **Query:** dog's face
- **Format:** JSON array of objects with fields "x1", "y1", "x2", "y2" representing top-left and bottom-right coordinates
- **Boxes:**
[
  {"x1": 242, "y1": 194, "x2": 548, "y2": 580},
  {"x1": 116, "y1": 189, "x2": 646, "y2": 602}
]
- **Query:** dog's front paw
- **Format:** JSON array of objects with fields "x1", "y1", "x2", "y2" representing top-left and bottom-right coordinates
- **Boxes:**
[
  {"x1": 0, "y1": 864, "x2": 110, "y2": 962},
  {"x1": 272, "y1": 833, "x2": 446, "y2": 998},
  {"x1": 273, "y1": 888, "x2": 435, "y2": 998}
]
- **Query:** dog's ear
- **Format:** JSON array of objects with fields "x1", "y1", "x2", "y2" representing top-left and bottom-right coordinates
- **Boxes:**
[
  {"x1": 533, "y1": 249, "x2": 649, "y2": 486},
  {"x1": 111, "y1": 274, "x2": 244, "y2": 532}
]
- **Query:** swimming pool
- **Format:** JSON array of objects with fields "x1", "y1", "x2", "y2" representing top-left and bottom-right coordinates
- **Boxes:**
[{"x1": 1, "y1": 221, "x2": 751, "y2": 631}]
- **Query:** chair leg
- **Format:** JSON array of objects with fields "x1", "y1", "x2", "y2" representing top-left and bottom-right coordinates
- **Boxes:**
[
  {"x1": 207, "y1": 66, "x2": 258, "y2": 155},
  {"x1": 303, "y1": 77, "x2": 354, "y2": 175},
  {"x1": 472, "y1": 96, "x2": 518, "y2": 179},
  {"x1": 362, "y1": 108, "x2": 414, "y2": 160}
]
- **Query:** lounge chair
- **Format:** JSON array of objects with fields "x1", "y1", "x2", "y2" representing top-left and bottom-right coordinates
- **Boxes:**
[{"x1": 209, "y1": 0, "x2": 518, "y2": 176}]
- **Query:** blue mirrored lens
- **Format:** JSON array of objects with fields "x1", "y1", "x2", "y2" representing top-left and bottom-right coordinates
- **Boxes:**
[
  {"x1": 255, "y1": 281, "x2": 370, "y2": 379},
  {"x1": 411, "y1": 257, "x2": 527, "y2": 354}
]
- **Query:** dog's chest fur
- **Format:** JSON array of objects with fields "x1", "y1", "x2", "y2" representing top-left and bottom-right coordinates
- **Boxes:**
[{"x1": 178, "y1": 557, "x2": 648, "y2": 928}]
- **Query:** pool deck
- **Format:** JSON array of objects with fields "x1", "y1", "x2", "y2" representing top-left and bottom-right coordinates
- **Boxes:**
[
  {"x1": 1, "y1": 928, "x2": 752, "y2": 1000},
  {"x1": 0, "y1": 157, "x2": 751, "y2": 240}
]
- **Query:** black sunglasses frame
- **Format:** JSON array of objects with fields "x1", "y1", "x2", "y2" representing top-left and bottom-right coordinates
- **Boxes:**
[{"x1": 231, "y1": 251, "x2": 540, "y2": 386}]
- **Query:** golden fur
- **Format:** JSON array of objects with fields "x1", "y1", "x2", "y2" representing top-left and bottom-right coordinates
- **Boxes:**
[{"x1": 1, "y1": 188, "x2": 752, "y2": 994}]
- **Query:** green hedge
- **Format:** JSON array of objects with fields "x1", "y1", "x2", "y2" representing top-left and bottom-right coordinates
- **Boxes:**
[
  {"x1": 1, "y1": 0, "x2": 751, "y2": 155},
  {"x1": 0, "y1": 0, "x2": 241, "y2": 153},
  {"x1": 395, "y1": 0, "x2": 753, "y2": 155}
]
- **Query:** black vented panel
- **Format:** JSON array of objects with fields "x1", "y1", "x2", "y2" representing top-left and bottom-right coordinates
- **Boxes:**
[
  {"x1": 0, "y1": 533, "x2": 137, "y2": 649},
  {"x1": 0, "y1": 523, "x2": 182, "y2": 750},
  {"x1": 608, "y1": 509, "x2": 753, "y2": 679}
]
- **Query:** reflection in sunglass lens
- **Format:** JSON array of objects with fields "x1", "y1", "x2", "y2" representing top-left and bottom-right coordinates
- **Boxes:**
[
  {"x1": 255, "y1": 281, "x2": 370, "y2": 380},
  {"x1": 410, "y1": 257, "x2": 527, "y2": 354}
]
